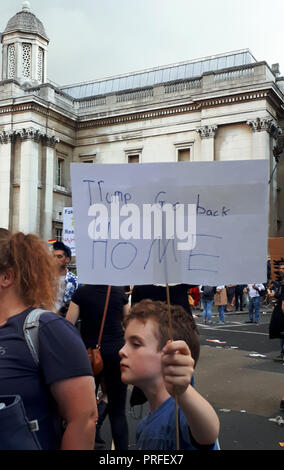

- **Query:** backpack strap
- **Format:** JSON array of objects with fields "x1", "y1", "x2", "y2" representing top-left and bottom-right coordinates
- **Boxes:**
[{"x1": 23, "y1": 308, "x2": 48, "y2": 367}]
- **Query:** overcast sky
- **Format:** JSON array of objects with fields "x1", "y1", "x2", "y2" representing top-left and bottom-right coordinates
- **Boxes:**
[{"x1": 1, "y1": 0, "x2": 284, "y2": 86}]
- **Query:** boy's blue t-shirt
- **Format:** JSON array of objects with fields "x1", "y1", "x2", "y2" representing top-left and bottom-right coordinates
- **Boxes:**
[
  {"x1": 0, "y1": 308, "x2": 93, "y2": 450},
  {"x1": 136, "y1": 397, "x2": 219, "y2": 450}
]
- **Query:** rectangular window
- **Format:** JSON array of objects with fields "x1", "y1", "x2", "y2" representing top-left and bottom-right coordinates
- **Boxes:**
[
  {"x1": 79, "y1": 153, "x2": 96, "y2": 163},
  {"x1": 128, "y1": 154, "x2": 140, "y2": 164},
  {"x1": 57, "y1": 158, "x2": 64, "y2": 186},
  {"x1": 178, "y1": 148, "x2": 190, "y2": 161},
  {"x1": 55, "y1": 227, "x2": 62, "y2": 242},
  {"x1": 125, "y1": 147, "x2": 142, "y2": 163}
]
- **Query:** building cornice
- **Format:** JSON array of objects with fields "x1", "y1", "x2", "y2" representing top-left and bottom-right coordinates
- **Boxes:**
[
  {"x1": 0, "y1": 86, "x2": 283, "y2": 133},
  {"x1": 77, "y1": 89, "x2": 273, "y2": 130},
  {"x1": 0, "y1": 100, "x2": 77, "y2": 130}
]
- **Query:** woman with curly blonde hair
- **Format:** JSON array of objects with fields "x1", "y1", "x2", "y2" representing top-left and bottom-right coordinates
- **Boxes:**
[{"x1": 0, "y1": 232, "x2": 97, "y2": 450}]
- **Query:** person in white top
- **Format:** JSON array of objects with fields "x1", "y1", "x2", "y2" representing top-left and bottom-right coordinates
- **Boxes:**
[{"x1": 246, "y1": 284, "x2": 265, "y2": 324}]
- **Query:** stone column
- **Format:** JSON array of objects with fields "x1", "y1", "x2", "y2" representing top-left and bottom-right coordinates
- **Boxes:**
[
  {"x1": 0, "y1": 131, "x2": 14, "y2": 229},
  {"x1": 31, "y1": 43, "x2": 38, "y2": 82},
  {"x1": 2, "y1": 44, "x2": 8, "y2": 80},
  {"x1": 15, "y1": 41, "x2": 22, "y2": 80},
  {"x1": 41, "y1": 135, "x2": 60, "y2": 241},
  {"x1": 247, "y1": 117, "x2": 282, "y2": 236},
  {"x1": 196, "y1": 125, "x2": 218, "y2": 161},
  {"x1": 268, "y1": 122, "x2": 282, "y2": 236},
  {"x1": 17, "y1": 128, "x2": 42, "y2": 234},
  {"x1": 246, "y1": 118, "x2": 281, "y2": 160}
]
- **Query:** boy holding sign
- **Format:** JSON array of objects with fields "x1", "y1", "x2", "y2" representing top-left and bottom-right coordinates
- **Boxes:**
[{"x1": 119, "y1": 300, "x2": 220, "y2": 450}]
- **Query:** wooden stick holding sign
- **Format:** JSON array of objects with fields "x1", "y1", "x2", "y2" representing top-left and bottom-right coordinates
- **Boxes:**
[
  {"x1": 166, "y1": 283, "x2": 180, "y2": 451},
  {"x1": 98, "y1": 285, "x2": 112, "y2": 347}
]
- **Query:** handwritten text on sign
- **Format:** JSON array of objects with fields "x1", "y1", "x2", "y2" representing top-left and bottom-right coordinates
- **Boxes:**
[{"x1": 70, "y1": 160, "x2": 268, "y2": 286}]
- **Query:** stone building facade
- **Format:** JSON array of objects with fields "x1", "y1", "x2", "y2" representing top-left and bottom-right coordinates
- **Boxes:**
[{"x1": 0, "y1": 2, "x2": 283, "y2": 241}]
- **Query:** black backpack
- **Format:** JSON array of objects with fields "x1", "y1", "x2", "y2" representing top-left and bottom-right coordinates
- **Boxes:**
[
  {"x1": 0, "y1": 308, "x2": 47, "y2": 450},
  {"x1": 202, "y1": 286, "x2": 216, "y2": 297}
]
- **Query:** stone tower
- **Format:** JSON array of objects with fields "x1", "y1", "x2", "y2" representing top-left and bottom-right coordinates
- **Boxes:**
[{"x1": 1, "y1": 1, "x2": 49, "y2": 85}]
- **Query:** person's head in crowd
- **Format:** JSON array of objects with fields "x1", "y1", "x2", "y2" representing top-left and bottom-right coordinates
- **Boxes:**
[
  {"x1": 0, "y1": 232, "x2": 58, "y2": 310},
  {"x1": 120, "y1": 299, "x2": 200, "y2": 388},
  {"x1": 52, "y1": 241, "x2": 71, "y2": 275}
]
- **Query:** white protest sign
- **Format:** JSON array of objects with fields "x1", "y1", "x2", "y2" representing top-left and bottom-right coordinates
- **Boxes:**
[
  {"x1": 62, "y1": 207, "x2": 76, "y2": 256},
  {"x1": 70, "y1": 160, "x2": 268, "y2": 286}
]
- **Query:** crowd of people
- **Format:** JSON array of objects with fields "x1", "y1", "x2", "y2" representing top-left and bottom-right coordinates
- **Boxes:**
[
  {"x1": 0, "y1": 231, "x2": 283, "y2": 450},
  {"x1": 0, "y1": 232, "x2": 220, "y2": 451},
  {"x1": 188, "y1": 276, "x2": 284, "y2": 412},
  {"x1": 191, "y1": 284, "x2": 266, "y2": 325}
]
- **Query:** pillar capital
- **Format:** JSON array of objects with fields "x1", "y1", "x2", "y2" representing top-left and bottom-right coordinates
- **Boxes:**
[
  {"x1": 42, "y1": 134, "x2": 60, "y2": 148},
  {"x1": 196, "y1": 125, "x2": 218, "y2": 139},
  {"x1": 16, "y1": 127, "x2": 44, "y2": 143},
  {"x1": 0, "y1": 130, "x2": 15, "y2": 144},
  {"x1": 247, "y1": 118, "x2": 282, "y2": 139},
  {"x1": 2, "y1": 127, "x2": 60, "y2": 146}
]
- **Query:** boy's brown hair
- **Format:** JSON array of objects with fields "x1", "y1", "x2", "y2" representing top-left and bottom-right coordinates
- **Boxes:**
[{"x1": 125, "y1": 299, "x2": 200, "y2": 366}]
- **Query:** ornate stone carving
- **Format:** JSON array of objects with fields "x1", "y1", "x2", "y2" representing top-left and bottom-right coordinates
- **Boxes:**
[
  {"x1": 22, "y1": 43, "x2": 32, "y2": 79},
  {"x1": 3, "y1": 127, "x2": 61, "y2": 146},
  {"x1": 0, "y1": 130, "x2": 15, "y2": 144},
  {"x1": 16, "y1": 127, "x2": 43, "y2": 142},
  {"x1": 37, "y1": 47, "x2": 44, "y2": 82},
  {"x1": 8, "y1": 44, "x2": 16, "y2": 79},
  {"x1": 247, "y1": 117, "x2": 282, "y2": 138},
  {"x1": 267, "y1": 120, "x2": 282, "y2": 140},
  {"x1": 42, "y1": 134, "x2": 60, "y2": 148},
  {"x1": 196, "y1": 125, "x2": 218, "y2": 139}
]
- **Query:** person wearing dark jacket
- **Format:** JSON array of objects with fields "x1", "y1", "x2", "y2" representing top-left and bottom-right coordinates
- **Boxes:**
[
  {"x1": 235, "y1": 285, "x2": 246, "y2": 311},
  {"x1": 200, "y1": 286, "x2": 216, "y2": 325},
  {"x1": 66, "y1": 285, "x2": 129, "y2": 450}
]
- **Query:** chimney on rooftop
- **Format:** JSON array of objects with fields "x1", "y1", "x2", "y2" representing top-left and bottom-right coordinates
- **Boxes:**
[{"x1": 271, "y1": 63, "x2": 281, "y2": 76}]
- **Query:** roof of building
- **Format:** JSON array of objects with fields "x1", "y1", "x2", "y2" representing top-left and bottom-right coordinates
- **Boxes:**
[
  {"x1": 60, "y1": 49, "x2": 257, "y2": 100},
  {"x1": 3, "y1": 2, "x2": 49, "y2": 42}
]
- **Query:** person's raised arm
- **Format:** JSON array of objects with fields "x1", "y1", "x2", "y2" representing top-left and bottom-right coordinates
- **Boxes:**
[{"x1": 161, "y1": 340, "x2": 220, "y2": 446}]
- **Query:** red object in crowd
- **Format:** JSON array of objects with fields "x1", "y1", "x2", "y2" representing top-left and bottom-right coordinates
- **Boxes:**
[{"x1": 190, "y1": 287, "x2": 200, "y2": 306}]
